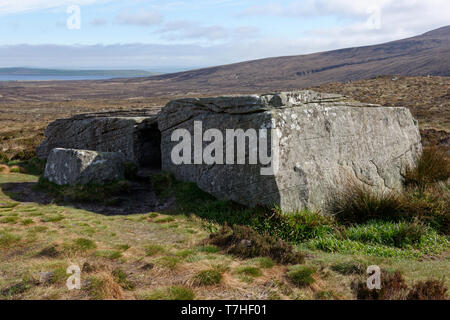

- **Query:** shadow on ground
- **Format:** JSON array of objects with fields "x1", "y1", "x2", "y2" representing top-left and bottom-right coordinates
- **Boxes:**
[{"x1": 0, "y1": 181, "x2": 175, "y2": 215}]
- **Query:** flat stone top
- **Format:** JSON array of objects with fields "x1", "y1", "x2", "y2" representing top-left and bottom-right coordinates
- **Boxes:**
[
  {"x1": 164, "y1": 90, "x2": 380, "y2": 115},
  {"x1": 70, "y1": 109, "x2": 161, "y2": 120}
]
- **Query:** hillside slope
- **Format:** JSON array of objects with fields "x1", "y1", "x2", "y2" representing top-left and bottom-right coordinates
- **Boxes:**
[
  {"x1": 0, "y1": 26, "x2": 448, "y2": 101},
  {"x1": 139, "y1": 25, "x2": 450, "y2": 91}
]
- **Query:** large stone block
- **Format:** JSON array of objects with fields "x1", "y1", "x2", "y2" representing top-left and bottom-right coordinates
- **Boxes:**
[
  {"x1": 36, "y1": 110, "x2": 161, "y2": 167},
  {"x1": 158, "y1": 90, "x2": 422, "y2": 212},
  {"x1": 44, "y1": 148, "x2": 126, "y2": 185}
]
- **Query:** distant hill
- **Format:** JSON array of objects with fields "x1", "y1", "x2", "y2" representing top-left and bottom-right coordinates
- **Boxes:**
[
  {"x1": 0, "y1": 26, "x2": 448, "y2": 101},
  {"x1": 0, "y1": 67, "x2": 159, "y2": 77},
  {"x1": 137, "y1": 25, "x2": 450, "y2": 92}
]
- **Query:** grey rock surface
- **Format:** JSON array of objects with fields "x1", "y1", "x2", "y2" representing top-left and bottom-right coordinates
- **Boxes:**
[
  {"x1": 159, "y1": 90, "x2": 422, "y2": 212},
  {"x1": 44, "y1": 148, "x2": 126, "y2": 185},
  {"x1": 36, "y1": 110, "x2": 161, "y2": 166}
]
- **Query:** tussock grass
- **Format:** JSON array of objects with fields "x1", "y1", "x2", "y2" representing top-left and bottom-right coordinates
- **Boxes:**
[
  {"x1": 0, "y1": 231, "x2": 21, "y2": 248},
  {"x1": 209, "y1": 224, "x2": 304, "y2": 265},
  {"x1": 143, "y1": 286, "x2": 195, "y2": 300},
  {"x1": 287, "y1": 265, "x2": 316, "y2": 287},
  {"x1": 404, "y1": 147, "x2": 450, "y2": 190},
  {"x1": 327, "y1": 182, "x2": 408, "y2": 224},
  {"x1": 69, "y1": 238, "x2": 97, "y2": 252},
  {"x1": 251, "y1": 257, "x2": 275, "y2": 269},
  {"x1": 86, "y1": 272, "x2": 124, "y2": 300},
  {"x1": 331, "y1": 261, "x2": 365, "y2": 275},
  {"x1": 144, "y1": 243, "x2": 165, "y2": 256},
  {"x1": 156, "y1": 256, "x2": 180, "y2": 270},
  {"x1": 95, "y1": 250, "x2": 123, "y2": 260},
  {"x1": 234, "y1": 266, "x2": 262, "y2": 277},
  {"x1": 193, "y1": 269, "x2": 222, "y2": 286},
  {"x1": 0, "y1": 216, "x2": 19, "y2": 224},
  {"x1": 112, "y1": 269, "x2": 135, "y2": 290}
]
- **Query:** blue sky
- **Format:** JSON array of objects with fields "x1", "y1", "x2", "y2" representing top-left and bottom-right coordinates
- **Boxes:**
[{"x1": 0, "y1": 0, "x2": 448, "y2": 70}]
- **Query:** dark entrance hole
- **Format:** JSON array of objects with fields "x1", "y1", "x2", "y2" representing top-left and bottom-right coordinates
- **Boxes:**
[{"x1": 135, "y1": 122, "x2": 162, "y2": 170}]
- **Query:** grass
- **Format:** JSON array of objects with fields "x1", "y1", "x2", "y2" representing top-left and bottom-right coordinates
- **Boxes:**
[
  {"x1": 327, "y1": 182, "x2": 408, "y2": 224},
  {"x1": 287, "y1": 266, "x2": 316, "y2": 287},
  {"x1": 344, "y1": 220, "x2": 427, "y2": 248},
  {"x1": 0, "y1": 216, "x2": 19, "y2": 224},
  {"x1": 193, "y1": 269, "x2": 222, "y2": 286},
  {"x1": 306, "y1": 229, "x2": 449, "y2": 258},
  {"x1": 143, "y1": 286, "x2": 195, "y2": 300},
  {"x1": 252, "y1": 257, "x2": 275, "y2": 269},
  {"x1": 95, "y1": 250, "x2": 123, "y2": 260},
  {"x1": 0, "y1": 149, "x2": 448, "y2": 300},
  {"x1": 151, "y1": 171, "x2": 449, "y2": 261},
  {"x1": 197, "y1": 245, "x2": 220, "y2": 253},
  {"x1": 21, "y1": 218, "x2": 34, "y2": 226},
  {"x1": 156, "y1": 256, "x2": 180, "y2": 270},
  {"x1": 0, "y1": 231, "x2": 21, "y2": 248},
  {"x1": 115, "y1": 244, "x2": 130, "y2": 251},
  {"x1": 86, "y1": 273, "x2": 123, "y2": 300},
  {"x1": 40, "y1": 214, "x2": 65, "y2": 223},
  {"x1": 144, "y1": 243, "x2": 165, "y2": 256},
  {"x1": 404, "y1": 147, "x2": 450, "y2": 190},
  {"x1": 234, "y1": 266, "x2": 262, "y2": 277},
  {"x1": 35, "y1": 177, "x2": 132, "y2": 204},
  {"x1": 71, "y1": 238, "x2": 97, "y2": 251},
  {"x1": 331, "y1": 261, "x2": 365, "y2": 275},
  {"x1": 208, "y1": 224, "x2": 305, "y2": 264},
  {"x1": 112, "y1": 269, "x2": 135, "y2": 290}
]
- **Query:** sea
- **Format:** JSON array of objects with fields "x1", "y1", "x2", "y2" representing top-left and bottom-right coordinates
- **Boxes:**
[{"x1": 0, "y1": 75, "x2": 143, "y2": 81}]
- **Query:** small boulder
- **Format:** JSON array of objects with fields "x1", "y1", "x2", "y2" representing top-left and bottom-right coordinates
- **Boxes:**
[{"x1": 44, "y1": 148, "x2": 126, "y2": 185}]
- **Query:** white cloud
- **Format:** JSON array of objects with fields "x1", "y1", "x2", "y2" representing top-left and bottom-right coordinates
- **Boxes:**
[
  {"x1": 240, "y1": 0, "x2": 450, "y2": 49},
  {"x1": 157, "y1": 20, "x2": 260, "y2": 41},
  {"x1": 90, "y1": 18, "x2": 107, "y2": 26},
  {"x1": 116, "y1": 9, "x2": 163, "y2": 26},
  {"x1": 0, "y1": 0, "x2": 110, "y2": 15}
]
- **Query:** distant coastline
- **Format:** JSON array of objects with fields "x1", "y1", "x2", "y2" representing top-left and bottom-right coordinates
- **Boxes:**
[{"x1": 0, "y1": 67, "x2": 161, "y2": 81}]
